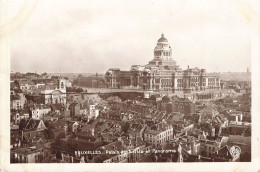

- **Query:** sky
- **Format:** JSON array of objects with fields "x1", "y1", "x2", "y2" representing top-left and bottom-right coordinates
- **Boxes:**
[{"x1": 8, "y1": 0, "x2": 255, "y2": 73}]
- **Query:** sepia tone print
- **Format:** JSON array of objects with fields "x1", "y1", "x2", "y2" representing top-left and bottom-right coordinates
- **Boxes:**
[{"x1": 8, "y1": 0, "x2": 252, "y2": 164}]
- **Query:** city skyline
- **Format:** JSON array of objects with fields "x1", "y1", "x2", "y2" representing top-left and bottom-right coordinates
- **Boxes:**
[
  {"x1": 10, "y1": 0, "x2": 252, "y2": 74},
  {"x1": 5, "y1": 0, "x2": 255, "y2": 167}
]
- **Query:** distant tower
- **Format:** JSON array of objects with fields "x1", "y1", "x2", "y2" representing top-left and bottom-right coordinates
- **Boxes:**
[{"x1": 247, "y1": 67, "x2": 249, "y2": 73}]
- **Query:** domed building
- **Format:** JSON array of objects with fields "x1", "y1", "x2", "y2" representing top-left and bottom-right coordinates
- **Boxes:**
[
  {"x1": 105, "y1": 34, "x2": 220, "y2": 94},
  {"x1": 147, "y1": 33, "x2": 177, "y2": 69}
]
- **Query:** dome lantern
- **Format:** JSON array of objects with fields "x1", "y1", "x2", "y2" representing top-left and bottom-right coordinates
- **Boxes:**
[{"x1": 158, "y1": 33, "x2": 168, "y2": 43}]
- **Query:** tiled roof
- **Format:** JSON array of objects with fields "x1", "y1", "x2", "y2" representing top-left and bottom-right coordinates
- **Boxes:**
[
  {"x1": 11, "y1": 95, "x2": 20, "y2": 101},
  {"x1": 25, "y1": 119, "x2": 41, "y2": 130},
  {"x1": 31, "y1": 104, "x2": 51, "y2": 110},
  {"x1": 50, "y1": 104, "x2": 63, "y2": 111},
  {"x1": 228, "y1": 135, "x2": 251, "y2": 145},
  {"x1": 14, "y1": 89, "x2": 23, "y2": 93},
  {"x1": 48, "y1": 120, "x2": 67, "y2": 129}
]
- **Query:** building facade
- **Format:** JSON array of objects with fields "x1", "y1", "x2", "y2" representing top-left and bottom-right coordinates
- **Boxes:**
[
  {"x1": 40, "y1": 79, "x2": 66, "y2": 105},
  {"x1": 144, "y1": 123, "x2": 174, "y2": 148},
  {"x1": 105, "y1": 34, "x2": 220, "y2": 93}
]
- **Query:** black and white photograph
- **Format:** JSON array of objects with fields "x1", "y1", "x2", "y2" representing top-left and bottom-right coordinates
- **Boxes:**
[{"x1": 0, "y1": 0, "x2": 260, "y2": 171}]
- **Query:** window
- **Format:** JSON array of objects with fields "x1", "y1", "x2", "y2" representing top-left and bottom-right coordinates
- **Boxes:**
[{"x1": 61, "y1": 82, "x2": 64, "y2": 89}]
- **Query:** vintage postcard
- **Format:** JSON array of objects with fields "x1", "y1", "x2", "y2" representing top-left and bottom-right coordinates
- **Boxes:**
[{"x1": 0, "y1": 0, "x2": 260, "y2": 171}]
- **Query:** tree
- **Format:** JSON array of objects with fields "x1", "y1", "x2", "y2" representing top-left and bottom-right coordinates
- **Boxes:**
[
  {"x1": 51, "y1": 76, "x2": 59, "y2": 80},
  {"x1": 66, "y1": 87, "x2": 73, "y2": 92},
  {"x1": 76, "y1": 88, "x2": 83, "y2": 93}
]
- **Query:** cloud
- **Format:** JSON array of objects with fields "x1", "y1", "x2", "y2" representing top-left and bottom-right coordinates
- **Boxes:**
[{"x1": 10, "y1": 0, "x2": 252, "y2": 73}]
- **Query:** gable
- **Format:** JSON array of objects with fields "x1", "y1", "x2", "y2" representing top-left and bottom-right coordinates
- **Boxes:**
[{"x1": 51, "y1": 90, "x2": 63, "y2": 95}]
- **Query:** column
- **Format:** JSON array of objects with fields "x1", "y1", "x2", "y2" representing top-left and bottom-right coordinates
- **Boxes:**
[
  {"x1": 149, "y1": 78, "x2": 152, "y2": 90},
  {"x1": 159, "y1": 78, "x2": 162, "y2": 90},
  {"x1": 205, "y1": 78, "x2": 208, "y2": 88},
  {"x1": 174, "y1": 78, "x2": 178, "y2": 90},
  {"x1": 130, "y1": 76, "x2": 133, "y2": 88},
  {"x1": 137, "y1": 75, "x2": 140, "y2": 89}
]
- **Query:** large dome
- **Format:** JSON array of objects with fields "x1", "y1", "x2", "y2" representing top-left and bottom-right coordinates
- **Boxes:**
[{"x1": 158, "y1": 33, "x2": 168, "y2": 42}]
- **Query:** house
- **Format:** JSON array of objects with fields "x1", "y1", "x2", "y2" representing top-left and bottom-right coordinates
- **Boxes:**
[
  {"x1": 183, "y1": 113, "x2": 201, "y2": 125},
  {"x1": 30, "y1": 104, "x2": 51, "y2": 119},
  {"x1": 92, "y1": 121, "x2": 107, "y2": 136},
  {"x1": 10, "y1": 89, "x2": 27, "y2": 110},
  {"x1": 221, "y1": 123, "x2": 251, "y2": 137},
  {"x1": 144, "y1": 122, "x2": 173, "y2": 148},
  {"x1": 127, "y1": 123, "x2": 145, "y2": 139},
  {"x1": 11, "y1": 110, "x2": 30, "y2": 125},
  {"x1": 212, "y1": 145, "x2": 241, "y2": 162},
  {"x1": 68, "y1": 121, "x2": 80, "y2": 133},
  {"x1": 199, "y1": 139, "x2": 221, "y2": 158},
  {"x1": 97, "y1": 113, "x2": 121, "y2": 124},
  {"x1": 118, "y1": 136, "x2": 149, "y2": 162},
  {"x1": 33, "y1": 79, "x2": 46, "y2": 89},
  {"x1": 69, "y1": 103, "x2": 80, "y2": 119},
  {"x1": 89, "y1": 104, "x2": 99, "y2": 119},
  {"x1": 94, "y1": 141, "x2": 127, "y2": 163},
  {"x1": 18, "y1": 80, "x2": 35, "y2": 92},
  {"x1": 49, "y1": 128, "x2": 66, "y2": 140},
  {"x1": 11, "y1": 130, "x2": 22, "y2": 149},
  {"x1": 55, "y1": 131, "x2": 103, "y2": 158},
  {"x1": 40, "y1": 79, "x2": 66, "y2": 105},
  {"x1": 80, "y1": 103, "x2": 89, "y2": 117},
  {"x1": 158, "y1": 96, "x2": 196, "y2": 115},
  {"x1": 11, "y1": 146, "x2": 51, "y2": 163},
  {"x1": 67, "y1": 93, "x2": 101, "y2": 104},
  {"x1": 50, "y1": 104, "x2": 63, "y2": 114},
  {"x1": 24, "y1": 119, "x2": 47, "y2": 131},
  {"x1": 22, "y1": 129, "x2": 48, "y2": 146}
]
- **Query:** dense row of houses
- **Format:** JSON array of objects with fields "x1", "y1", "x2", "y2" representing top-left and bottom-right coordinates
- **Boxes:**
[{"x1": 10, "y1": 73, "x2": 251, "y2": 163}]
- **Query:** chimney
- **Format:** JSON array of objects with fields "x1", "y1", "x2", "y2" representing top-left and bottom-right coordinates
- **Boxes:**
[
  {"x1": 191, "y1": 141, "x2": 196, "y2": 155},
  {"x1": 188, "y1": 65, "x2": 189, "y2": 69},
  {"x1": 64, "y1": 125, "x2": 68, "y2": 136},
  {"x1": 21, "y1": 131, "x2": 24, "y2": 141}
]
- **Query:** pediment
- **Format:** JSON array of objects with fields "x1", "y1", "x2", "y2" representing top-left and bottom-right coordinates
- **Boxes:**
[{"x1": 51, "y1": 90, "x2": 63, "y2": 95}]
